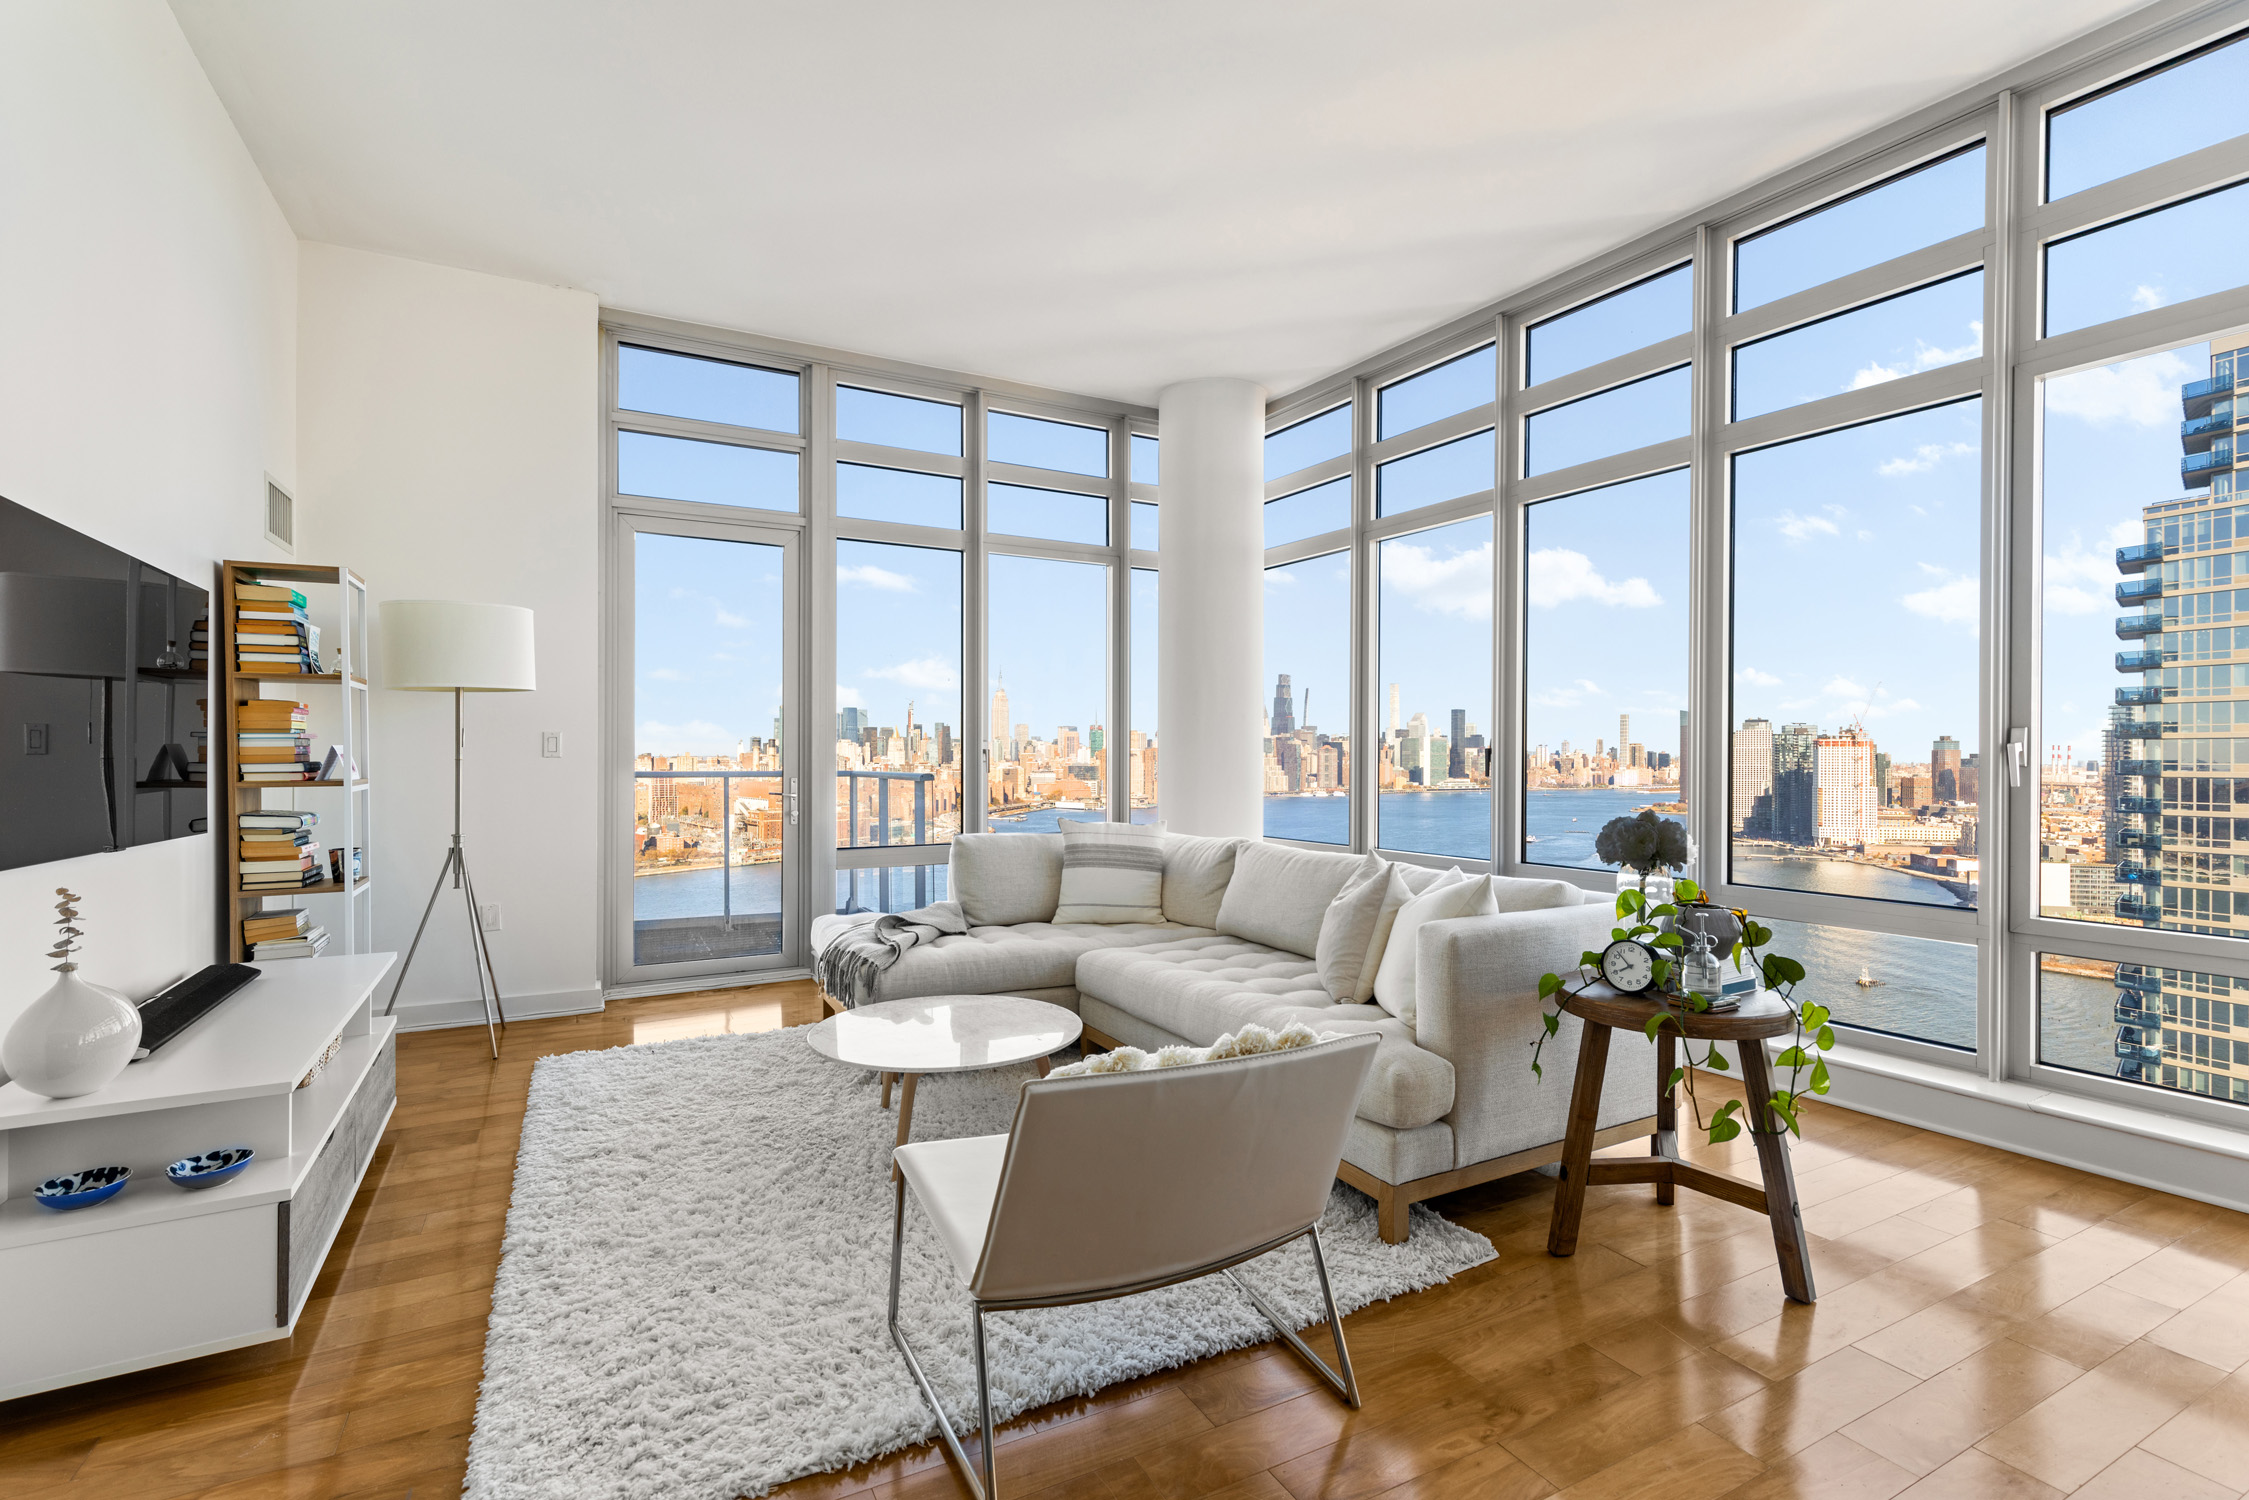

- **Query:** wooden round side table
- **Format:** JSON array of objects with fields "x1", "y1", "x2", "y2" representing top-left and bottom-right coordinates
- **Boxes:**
[{"x1": 1546, "y1": 982, "x2": 1816, "y2": 1304}]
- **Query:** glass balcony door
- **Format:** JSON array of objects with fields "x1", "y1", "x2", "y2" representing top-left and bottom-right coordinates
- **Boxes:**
[{"x1": 617, "y1": 514, "x2": 803, "y2": 983}]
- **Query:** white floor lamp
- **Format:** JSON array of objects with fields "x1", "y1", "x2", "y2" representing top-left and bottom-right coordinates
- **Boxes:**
[{"x1": 378, "y1": 599, "x2": 536, "y2": 1059}]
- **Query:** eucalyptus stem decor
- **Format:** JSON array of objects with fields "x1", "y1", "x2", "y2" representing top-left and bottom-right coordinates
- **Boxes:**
[{"x1": 1528, "y1": 877, "x2": 1834, "y2": 1144}]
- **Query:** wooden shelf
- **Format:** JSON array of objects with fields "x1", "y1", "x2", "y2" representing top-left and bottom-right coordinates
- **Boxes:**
[
  {"x1": 231, "y1": 779, "x2": 368, "y2": 790},
  {"x1": 237, "y1": 876, "x2": 369, "y2": 899},
  {"x1": 235, "y1": 671, "x2": 367, "y2": 686},
  {"x1": 137, "y1": 667, "x2": 208, "y2": 682}
]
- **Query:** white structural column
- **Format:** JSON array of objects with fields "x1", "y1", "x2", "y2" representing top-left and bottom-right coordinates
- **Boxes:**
[{"x1": 1156, "y1": 377, "x2": 1267, "y2": 838}]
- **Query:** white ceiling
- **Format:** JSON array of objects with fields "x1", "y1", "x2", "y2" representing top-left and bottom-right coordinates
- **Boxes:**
[{"x1": 173, "y1": 0, "x2": 2150, "y2": 406}]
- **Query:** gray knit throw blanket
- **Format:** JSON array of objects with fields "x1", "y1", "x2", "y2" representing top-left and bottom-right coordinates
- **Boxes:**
[{"x1": 812, "y1": 901, "x2": 970, "y2": 1009}]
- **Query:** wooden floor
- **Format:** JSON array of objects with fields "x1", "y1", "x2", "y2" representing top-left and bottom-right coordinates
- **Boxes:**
[{"x1": 6, "y1": 983, "x2": 2249, "y2": 1500}]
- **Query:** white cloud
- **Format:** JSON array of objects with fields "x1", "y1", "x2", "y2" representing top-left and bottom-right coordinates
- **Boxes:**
[
  {"x1": 2045, "y1": 585, "x2": 2105, "y2": 615},
  {"x1": 1775, "y1": 510, "x2": 1840, "y2": 541},
  {"x1": 1857, "y1": 529, "x2": 1874, "y2": 541},
  {"x1": 714, "y1": 607, "x2": 749, "y2": 628},
  {"x1": 837, "y1": 564, "x2": 916, "y2": 593},
  {"x1": 1879, "y1": 441, "x2": 1976, "y2": 477},
  {"x1": 647, "y1": 666, "x2": 683, "y2": 681},
  {"x1": 1263, "y1": 570, "x2": 1297, "y2": 589},
  {"x1": 1526, "y1": 548, "x2": 1661, "y2": 609},
  {"x1": 2045, "y1": 348, "x2": 2197, "y2": 429},
  {"x1": 2043, "y1": 534, "x2": 2119, "y2": 615},
  {"x1": 1855, "y1": 695, "x2": 1924, "y2": 721},
  {"x1": 2130, "y1": 284, "x2": 2166, "y2": 313},
  {"x1": 1823, "y1": 675, "x2": 1869, "y2": 700},
  {"x1": 636, "y1": 718, "x2": 744, "y2": 755},
  {"x1": 1736, "y1": 666, "x2": 1782, "y2": 687},
  {"x1": 1849, "y1": 320, "x2": 1984, "y2": 389},
  {"x1": 2107, "y1": 517, "x2": 2144, "y2": 548},
  {"x1": 1902, "y1": 573, "x2": 1978, "y2": 626},
  {"x1": 1532, "y1": 678, "x2": 1603, "y2": 707},
  {"x1": 865, "y1": 656, "x2": 960, "y2": 692},
  {"x1": 1382, "y1": 539, "x2": 1493, "y2": 620},
  {"x1": 834, "y1": 686, "x2": 864, "y2": 708}
]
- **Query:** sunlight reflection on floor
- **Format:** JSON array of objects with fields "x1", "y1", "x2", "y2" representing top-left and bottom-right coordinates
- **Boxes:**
[{"x1": 631, "y1": 1001, "x2": 786, "y2": 1045}]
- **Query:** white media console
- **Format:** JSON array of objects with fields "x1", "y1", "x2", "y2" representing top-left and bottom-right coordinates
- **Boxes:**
[{"x1": 0, "y1": 952, "x2": 399, "y2": 1400}]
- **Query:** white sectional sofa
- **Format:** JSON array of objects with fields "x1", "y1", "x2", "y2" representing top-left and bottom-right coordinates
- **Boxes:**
[{"x1": 810, "y1": 831, "x2": 1657, "y2": 1241}]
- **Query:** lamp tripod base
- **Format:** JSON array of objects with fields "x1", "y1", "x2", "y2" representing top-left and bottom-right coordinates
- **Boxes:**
[{"x1": 383, "y1": 838, "x2": 508, "y2": 1059}]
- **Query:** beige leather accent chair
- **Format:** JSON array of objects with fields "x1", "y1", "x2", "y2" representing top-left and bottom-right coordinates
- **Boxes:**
[{"x1": 888, "y1": 1032, "x2": 1381, "y2": 1499}]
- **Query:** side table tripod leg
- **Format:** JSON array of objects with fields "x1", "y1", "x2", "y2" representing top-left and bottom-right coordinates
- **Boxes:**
[
  {"x1": 1654, "y1": 1030, "x2": 1678, "y2": 1207},
  {"x1": 1547, "y1": 1021, "x2": 1611, "y2": 1258},
  {"x1": 891, "y1": 1073, "x2": 918, "y2": 1184},
  {"x1": 1739, "y1": 1042, "x2": 1817, "y2": 1303}
]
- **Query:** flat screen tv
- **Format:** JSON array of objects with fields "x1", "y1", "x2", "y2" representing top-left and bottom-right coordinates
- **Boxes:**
[{"x1": 0, "y1": 496, "x2": 210, "y2": 870}]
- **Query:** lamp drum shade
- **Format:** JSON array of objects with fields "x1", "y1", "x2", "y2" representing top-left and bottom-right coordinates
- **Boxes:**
[{"x1": 379, "y1": 600, "x2": 536, "y2": 692}]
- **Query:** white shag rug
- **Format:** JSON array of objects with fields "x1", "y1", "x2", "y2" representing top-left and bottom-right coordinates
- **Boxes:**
[{"x1": 463, "y1": 1024, "x2": 1496, "y2": 1500}]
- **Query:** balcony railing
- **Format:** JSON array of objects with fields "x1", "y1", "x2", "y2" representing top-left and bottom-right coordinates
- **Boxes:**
[
  {"x1": 2116, "y1": 827, "x2": 2161, "y2": 850},
  {"x1": 2115, "y1": 719, "x2": 2163, "y2": 742},
  {"x1": 635, "y1": 769, "x2": 784, "y2": 931},
  {"x1": 2183, "y1": 371, "x2": 2236, "y2": 414},
  {"x1": 2116, "y1": 541, "x2": 2164, "y2": 573},
  {"x1": 2181, "y1": 412, "x2": 2234, "y2": 451},
  {"x1": 2116, "y1": 649, "x2": 2165, "y2": 672},
  {"x1": 2114, "y1": 1037, "x2": 2163, "y2": 1064},
  {"x1": 2114, "y1": 1002, "x2": 2164, "y2": 1031},
  {"x1": 2116, "y1": 963, "x2": 2159, "y2": 992},
  {"x1": 2183, "y1": 446, "x2": 2233, "y2": 486},
  {"x1": 2116, "y1": 893, "x2": 2161, "y2": 921},
  {"x1": 2114, "y1": 861, "x2": 2159, "y2": 884},
  {"x1": 839, "y1": 769, "x2": 935, "y2": 848},
  {"x1": 2114, "y1": 612, "x2": 2166, "y2": 639},
  {"x1": 2115, "y1": 759, "x2": 2163, "y2": 779},
  {"x1": 2116, "y1": 794, "x2": 2163, "y2": 815},
  {"x1": 2115, "y1": 685, "x2": 2163, "y2": 706},
  {"x1": 2115, "y1": 577, "x2": 2163, "y2": 605}
]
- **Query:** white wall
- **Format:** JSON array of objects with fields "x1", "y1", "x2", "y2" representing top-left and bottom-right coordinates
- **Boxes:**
[
  {"x1": 296, "y1": 244, "x2": 601, "y2": 1026},
  {"x1": 0, "y1": 2, "x2": 297, "y2": 1025}
]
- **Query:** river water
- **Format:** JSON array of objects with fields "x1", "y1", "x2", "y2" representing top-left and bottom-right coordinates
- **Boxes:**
[{"x1": 632, "y1": 787, "x2": 2118, "y2": 1077}]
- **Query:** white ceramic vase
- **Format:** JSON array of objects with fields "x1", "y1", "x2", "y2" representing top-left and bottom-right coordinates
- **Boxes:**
[{"x1": 1, "y1": 968, "x2": 142, "y2": 1099}]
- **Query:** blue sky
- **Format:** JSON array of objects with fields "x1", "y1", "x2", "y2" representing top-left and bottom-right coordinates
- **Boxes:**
[{"x1": 627, "y1": 39, "x2": 2249, "y2": 789}]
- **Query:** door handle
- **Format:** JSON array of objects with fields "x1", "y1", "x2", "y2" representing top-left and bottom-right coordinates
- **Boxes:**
[
  {"x1": 2007, "y1": 728, "x2": 2028, "y2": 788},
  {"x1": 788, "y1": 777, "x2": 799, "y2": 825}
]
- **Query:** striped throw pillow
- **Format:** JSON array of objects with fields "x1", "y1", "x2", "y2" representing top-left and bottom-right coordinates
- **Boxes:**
[{"x1": 1051, "y1": 819, "x2": 1168, "y2": 924}]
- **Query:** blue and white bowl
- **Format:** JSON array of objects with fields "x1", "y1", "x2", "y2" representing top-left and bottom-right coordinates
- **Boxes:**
[
  {"x1": 34, "y1": 1165, "x2": 131, "y2": 1210},
  {"x1": 166, "y1": 1146, "x2": 255, "y2": 1190}
]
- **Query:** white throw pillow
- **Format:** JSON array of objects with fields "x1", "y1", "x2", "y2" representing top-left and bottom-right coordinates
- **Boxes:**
[
  {"x1": 1372, "y1": 872, "x2": 1497, "y2": 1027},
  {"x1": 1312, "y1": 855, "x2": 1391, "y2": 1002},
  {"x1": 1051, "y1": 819, "x2": 1167, "y2": 924}
]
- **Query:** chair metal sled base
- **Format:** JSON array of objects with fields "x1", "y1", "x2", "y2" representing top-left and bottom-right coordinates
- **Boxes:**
[{"x1": 886, "y1": 1177, "x2": 1361, "y2": 1500}]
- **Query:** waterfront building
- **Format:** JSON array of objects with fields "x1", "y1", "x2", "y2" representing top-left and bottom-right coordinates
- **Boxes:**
[
  {"x1": 1449, "y1": 708, "x2": 1467, "y2": 778},
  {"x1": 1773, "y1": 722, "x2": 1819, "y2": 844},
  {"x1": 1932, "y1": 735, "x2": 1961, "y2": 803},
  {"x1": 2110, "y1": 326, "x2": 2249, "y2": 1103},
  {"x1": 1271, "y1": 674, "x2": 1295, "y2": 736},
  {"x1": 1814, "y1": 728, "x2": 1879, "y2": 848},
  {"x1": 1732, "y1": 717, "x2": 1773, "y2": 833}
]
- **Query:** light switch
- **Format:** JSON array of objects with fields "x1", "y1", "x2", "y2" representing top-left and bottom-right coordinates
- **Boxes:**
[
  {"x1": 24, "y1": 723, "x2": 49, "y2": 755},
  {"x1": 541, "y1": 731, "x2": 562, "y2": 759}
]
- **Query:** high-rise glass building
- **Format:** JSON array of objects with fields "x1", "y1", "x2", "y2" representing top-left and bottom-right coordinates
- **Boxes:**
[
  {"x1": 1270, "y1": 674, "x2": 1295, "y2": 736},
  {"x1": 1732, "y1": 718, "x2": 1773, "y2": 833},
  {"x1": 2111, "y1": 327, "x2": 2249, "y2": 1102}
]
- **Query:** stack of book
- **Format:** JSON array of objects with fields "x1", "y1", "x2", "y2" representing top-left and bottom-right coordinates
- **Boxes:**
[
  {"x1": 188, "y1": 698, "x2": 209, "y2": 784},
  {"x1": 239, "y1": 808, "x2": 325, "y2": 892},
  {"x1": 237, "y1": 699, "x2": 317, "y2": 783},
  {"x1": 243, "y1": 907, "x2": 328, "y2": 960},
  {"x1": 189, "y1": 615, "x2": 210, "y2": 668},
  {"x1": 236, "y1": 582, "x2": 321, "y2": 676}
]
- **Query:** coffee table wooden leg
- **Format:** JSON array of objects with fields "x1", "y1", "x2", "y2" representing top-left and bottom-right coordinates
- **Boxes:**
[
  {"x1": 890, "y1": 1073, "x2": 919, "y2": 1184},
  {"x1": 1738, "y1": 1041, "x2": 1816, "y2": 1304},
  {"x1": 881, "y1": 1071, "x2": 893, "y2": 1109},
  {"x1": 1035, "y1": 1055, "x2": 1052, "y2": 1077},
  {"x1": 1547, "y1": 1021, "x2": 1611, "y2": 1258},
  {"x1": 1654, "y1": 1029, "x2": 1678, "y2": 1206}
]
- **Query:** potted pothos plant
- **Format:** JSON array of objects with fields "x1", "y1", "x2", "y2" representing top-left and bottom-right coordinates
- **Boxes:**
[{"x1": 1527, "y1": 876, "x2": 1835, "y2": 1145}]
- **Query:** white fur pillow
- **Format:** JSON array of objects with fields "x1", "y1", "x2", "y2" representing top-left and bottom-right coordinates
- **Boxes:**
[
  {"x1": 1372, "y1": 872, "x2": 1498, "y2": 1027},
  {"x1": 1046, "y1": 1021, "x2": 1327, "y2": 1077}
]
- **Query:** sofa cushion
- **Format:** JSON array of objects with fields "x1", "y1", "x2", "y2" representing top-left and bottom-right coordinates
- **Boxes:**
[
  {"x1": 1489, "y1": 875, "x2": 1582, "y2": 913},
  {"x1": 1053, "y1": 819, "x2": 1167, "y2": 924},
  {"x1": 1075, "y1": 936, "x2": 1455, "y2": 1130},
  {"x1": 1216, "y1": 843, "x2": 1380, "y2": 958},
  {"x1": 863, "y1": 920, "x2": 1207, "y2": 1004},
  {"x1": 1159, "y1": 833, "x2": 1240, "y2": 928},
  {"x1": 1373, "y1": 873, "x2": 1497, "y2": 1027},
  {"x1": 1314, "y1": 860, "x2": 1406, "y2": 1004},
  {"x1": 948, "y1": 832, "x2": 1063, "y2": 927}
]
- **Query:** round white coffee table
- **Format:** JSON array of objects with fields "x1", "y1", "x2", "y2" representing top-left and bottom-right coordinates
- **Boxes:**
[{"x1": 806, "y1": 995, "x2": 1082, "y2": 1174}]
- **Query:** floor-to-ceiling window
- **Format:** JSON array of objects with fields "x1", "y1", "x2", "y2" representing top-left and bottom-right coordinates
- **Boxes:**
[{"x1": 604, "y1": 333, "x2": 1147, "y2": 988}]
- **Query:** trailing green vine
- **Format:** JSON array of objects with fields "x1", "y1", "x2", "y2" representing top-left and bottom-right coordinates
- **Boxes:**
[{"x1": 1528, "y1": 878, "x2": 1833, "y2": 1144}]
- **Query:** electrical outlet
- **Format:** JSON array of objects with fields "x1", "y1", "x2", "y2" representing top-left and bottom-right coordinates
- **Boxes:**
[
  {"x1": 479, "y1": 902, "x2": 502, "y2": 932},
  {"x1": 541, "y1": 731, "x2": 562, "y2": 759},
  {"x1": 24, "y1": 723, "x2": 49, "y2": 755}
]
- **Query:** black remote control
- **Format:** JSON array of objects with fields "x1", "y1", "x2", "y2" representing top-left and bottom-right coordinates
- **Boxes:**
[{"x1": 133, "y1": 964, "x2": 261, "y2": 1058}]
